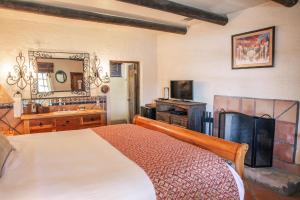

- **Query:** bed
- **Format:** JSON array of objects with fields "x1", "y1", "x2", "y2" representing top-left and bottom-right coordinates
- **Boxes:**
[{"x1": 0, "y1": 116, "x2": 248, "y2": 200}]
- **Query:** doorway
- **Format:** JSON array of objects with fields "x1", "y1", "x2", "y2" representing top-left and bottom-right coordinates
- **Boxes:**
[{"x1": 109, "y1": 61, "x2": 140, "y2": 124}]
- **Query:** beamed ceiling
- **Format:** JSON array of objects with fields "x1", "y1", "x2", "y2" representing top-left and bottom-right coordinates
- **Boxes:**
[
  {"x1": 26, "y1": 0, "x2": 270, "y2": 25},
  {"x1": 0, "y1": 0, "x2": 298, "y2": 34}
]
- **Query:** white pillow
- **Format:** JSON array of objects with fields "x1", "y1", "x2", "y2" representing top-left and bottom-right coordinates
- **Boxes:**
[{"x1": 0, "y1": 133, "x2": 14, "y2": 177}]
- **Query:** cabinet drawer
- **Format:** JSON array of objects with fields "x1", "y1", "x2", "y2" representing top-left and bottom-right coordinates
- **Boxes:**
[
  {"x1": 170, "y1": 116, "x2": 188, "y2": 128},
  {"x1": 56, "y1": 117, "x2": 80, "y2": 131},
  {"x1": 156, "y1": 112, "x2": 170, "y2": 123},
  {"x1": 30, "y1": 119, "x2": 53, "y2": 127},
  {"x1": 30, "y1": 119, "x2": 54, "y2": 133},
  {"x1": 82, "y1": 115, "x2": 101, "y2": 124}
]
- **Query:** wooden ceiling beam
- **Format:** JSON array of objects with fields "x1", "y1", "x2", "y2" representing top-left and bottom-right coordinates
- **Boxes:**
[
  {"x1": 118, "y1": 0, "x2": 228, "y2": 26},
  {"x1": 272, "y1": 0, "x2": 298, "y2": 7},
  {"x1": 0, "y1": 0, "x2": 187, "y2": 34}
]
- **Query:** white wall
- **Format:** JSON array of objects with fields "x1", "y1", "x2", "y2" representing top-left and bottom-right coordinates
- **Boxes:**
[
  {"x1": 157, "y1": 2, "x2": 300, "y2": 163},
  {"x1": 0, "y1": 8, "x2": 158, "y2": 106}
]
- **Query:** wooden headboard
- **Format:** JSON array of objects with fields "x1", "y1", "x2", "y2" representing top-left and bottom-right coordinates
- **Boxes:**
[{"x1": 133, "y1": 115, "x2": 248, "y2": 178}]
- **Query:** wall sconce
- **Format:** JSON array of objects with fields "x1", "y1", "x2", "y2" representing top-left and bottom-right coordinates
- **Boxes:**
[
  {"x1": 6, "y1": 52, "x2": 34, "y2": 91},
  {"x1": 89, "y1": 55, "x2": 110, "y2": 87}
]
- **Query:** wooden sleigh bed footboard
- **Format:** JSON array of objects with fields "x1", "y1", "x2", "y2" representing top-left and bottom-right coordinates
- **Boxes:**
[{"x1": 133, "y1": 115, "x2": 248, "y2": 178}]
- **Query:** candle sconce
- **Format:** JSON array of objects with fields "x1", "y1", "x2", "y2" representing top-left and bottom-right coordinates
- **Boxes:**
[
  {"x1": 89, "y1": 55, "x2": 110, "y2": 87},
  {"x1": 6, "y1": 52, "x2": 34, "y2": 92}
]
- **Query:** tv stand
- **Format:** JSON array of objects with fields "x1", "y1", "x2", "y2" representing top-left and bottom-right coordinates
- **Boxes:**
[{"x1": 155, "y1": 99, "x2": 206, "y2": 132}]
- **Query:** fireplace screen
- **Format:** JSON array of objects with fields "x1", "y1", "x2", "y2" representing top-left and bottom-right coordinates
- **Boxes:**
[{"x1": 219, "y1": 112, "x2": 275, "y2": 168}]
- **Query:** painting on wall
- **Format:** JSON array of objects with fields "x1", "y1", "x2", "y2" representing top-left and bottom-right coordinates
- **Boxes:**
[{"x1": 232, "y1": 26, "x2": 275, "y2": 69}]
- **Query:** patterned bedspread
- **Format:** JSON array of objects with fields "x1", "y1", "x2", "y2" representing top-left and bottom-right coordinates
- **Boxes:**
[{"x1": 93, "y1": 124, "x2": 239, "y2": 200}]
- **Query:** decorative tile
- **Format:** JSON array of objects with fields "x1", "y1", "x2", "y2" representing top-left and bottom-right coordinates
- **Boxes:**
[
  {"x1": 213, "y1": 127, "x2": 219, "y2": 137},
  {"x1": 0, "y1": 104, "x2": 13, "y2": 109},
  {"x1": 213, "y1": 112, "x2": 219, "y2": 127},
  {"x1": 213, "y1": 111, "x2": 221, "y2": 137},
  {"x1": 22, "y1": 96, "x2": 106, "y2": 107},
  {"x1": 275, "y1": 101, "x2": 298, "y2": 124},
  {"x1": 255, "y1": 99, "x2": 274, "y2": 118},
  {"x1": 275, "y1": 121, "x2": 296, "y2": 145},
  {"x1": 242, "y1": 98, "x2": 255, "y2": 116},
  {"x1": 273, "y1": 142, "x2": 294, "y2": 163},
  {"x1": 274, "y1": 100, "x2": 296, "y2": 117},
  {"x1": 214, "y1": 95, "x2": 228, "y2": 111},
  {"x1": 226, "y1": 97, "x2": 241, "y2": 112}
]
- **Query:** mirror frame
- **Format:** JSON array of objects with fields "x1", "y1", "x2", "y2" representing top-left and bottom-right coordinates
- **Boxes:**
[{"x1": 28, "y1": 51, "x2": 90, "y2": 99}]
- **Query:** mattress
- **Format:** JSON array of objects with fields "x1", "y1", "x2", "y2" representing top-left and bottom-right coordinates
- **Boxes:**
[{"x1": 0, "y1": 129, "x2": 156, "y2": 200}]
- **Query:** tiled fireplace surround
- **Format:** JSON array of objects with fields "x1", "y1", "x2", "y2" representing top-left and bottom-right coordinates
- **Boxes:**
[{"x1": 213, "y1": 95, "x2": 300, "y2": 174}]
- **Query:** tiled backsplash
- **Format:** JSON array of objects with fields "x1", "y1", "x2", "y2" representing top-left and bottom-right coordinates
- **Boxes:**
[
  {"x1": 22, "y1": 96, "x2": 107, "y2": 111},
  {"x1": 0, "y1": 104, "x2": 13, "y2": 109},
  {"x1": 213, "y1": 95, "x2": 300, "y2": 174}
]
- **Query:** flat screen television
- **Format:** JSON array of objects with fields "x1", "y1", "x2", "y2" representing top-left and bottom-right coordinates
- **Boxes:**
[{"x1": 170, "y1": 80, "x2": 193, "y2": 100}]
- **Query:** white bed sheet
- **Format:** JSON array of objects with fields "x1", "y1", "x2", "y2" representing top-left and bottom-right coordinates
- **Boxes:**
[
  {"x1": 0, "y1": 129, "x2": 156, "y2": 200},
  {"x1": 227, "y1": 164, "x2": 245, "y2": 200}
]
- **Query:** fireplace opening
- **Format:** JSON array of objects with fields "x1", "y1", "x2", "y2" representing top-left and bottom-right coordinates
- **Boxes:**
[{"x1": 218, "y1": 112, "x2": 275, "y2": 168}]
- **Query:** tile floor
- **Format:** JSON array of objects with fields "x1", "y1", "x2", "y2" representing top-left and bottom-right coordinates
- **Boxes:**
[{"x1": 245, "y1": 179, "x2": 300, "y2": 200}]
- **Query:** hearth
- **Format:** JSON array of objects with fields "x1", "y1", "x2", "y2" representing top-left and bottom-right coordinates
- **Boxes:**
[{"x1": 218, "y1": 112, "x2": 275, "y2": 168}]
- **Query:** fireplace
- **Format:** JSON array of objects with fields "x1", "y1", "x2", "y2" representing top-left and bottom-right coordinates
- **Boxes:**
[{"x1": 218, "y1": 112, "x2": 275, "y2": 168}]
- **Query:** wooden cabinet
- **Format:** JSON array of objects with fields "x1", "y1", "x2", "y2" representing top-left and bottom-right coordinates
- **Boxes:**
[
  {"x1": 156, "y1": 99, "x2": 206, "y2": 132},
  {"x1": 21, "y1": 110, "x2": 106, "y2": 134}
]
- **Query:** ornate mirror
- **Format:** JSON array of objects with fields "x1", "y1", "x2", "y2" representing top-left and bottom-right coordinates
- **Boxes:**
[{"x1": 29, "y1": 51, "x2": 90, "y2": 98}]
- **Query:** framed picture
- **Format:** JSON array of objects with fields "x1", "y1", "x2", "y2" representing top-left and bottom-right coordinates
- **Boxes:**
[
  {"x1": 232, "y1": 26, "x2": 275, "y2": 69},
  {"x1": 110, "y1": 63, "x2": 122, "y2": 77}
]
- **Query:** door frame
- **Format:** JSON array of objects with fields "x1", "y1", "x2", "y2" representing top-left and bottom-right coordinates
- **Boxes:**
[{"x1": 109, "y1": 60, "x2": 140, "y2": 119}]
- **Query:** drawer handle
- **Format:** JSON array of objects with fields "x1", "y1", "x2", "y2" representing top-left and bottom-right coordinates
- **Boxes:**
[
  {"x1": 39, "y1": 122, "x2": 43, "y2": 126},
  {"x1": 66, "y1": 120, "x2": 70, "y2": 123}
]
